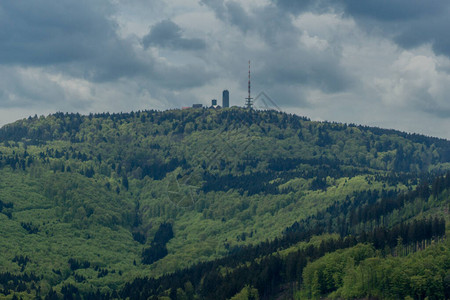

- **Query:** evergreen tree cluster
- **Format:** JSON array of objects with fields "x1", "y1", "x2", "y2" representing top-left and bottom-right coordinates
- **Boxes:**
[{"x1": 142, "y1": 223, "x2": 174, "y2": 265}]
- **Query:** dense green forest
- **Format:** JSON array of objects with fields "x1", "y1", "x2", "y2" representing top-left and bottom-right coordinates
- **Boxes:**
[{"x1": 0, "y1": 108, "x2": 449, "y2": 299}]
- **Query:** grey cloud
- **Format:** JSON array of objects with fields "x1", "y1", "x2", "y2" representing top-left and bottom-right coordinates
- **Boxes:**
[
  {"x1": 274, "y1": 0, "x2": 445, "y2": 21},
  {"x1": 143, "y1": 20, "x2": 206, "y2": 51},
  {"x1": 257, "y1": 85, "x2": 310, "y2": 109},
  {"x1": 0, "y1": 66, "x2": 88, "y2": 110},
  {"x1": 273, "y1": 0, "x2": 450, "y2": 58},
  {"x1": 341, "y1": 0, "x2": 445, "y2": 21},
  {"x1": 201, "y1": 0, "x2": 295, "y2": 43},
  {"x1": 199, "y1": 0, "x2": 253, "y2": 33},
  {"x1": 201, "y1": 0, "x2": 352, "y2": 97},
  {"x1": 338, "y1": 0, "x2": 450, "y2": 57},
  {"x1": 0, "y1": 0, "x2": 210, "y2": 89},
  {"x1": 393, "y1": 16, "x2": 450, "y2": 57},
  {"x1": 0, "y1": 1, "x2": 113, "y2": 65},
  {"x1": 0, "y1": 0, "x2": 216, "y2": 113},
  {"x1": 224, "y1": 1, "x2": 254, "y2": 33},
  {"x1": 0, "y1": 60, "x2": 213, "y2": 112},
  {"x1": 0, "y1": 0, "x2": 151, "y2": 82},
  {"x1": 424, "y1": 106, "x2": 450, "y2": 119},
  {"x1": 274, "y1": 0, "x2": 328, "y2": 15},
  {"x1": 407, "y1": 84, "x2": 450, "y2": 120},
  {"x1": 151, "y1": 62, "x2": 215, "y2": 90},
  {"x1": 274, "y1": 0, "x2": 315, "y2": 13},
  {"x1": 257, "y1": 48, "x2": 353, "y2": 99},
  {"x1": 405, "y1": 88, "x2": 450, "y2": 119},
  {"x1": 200, "y1": 0, "x2": 226, "y2": 18}
]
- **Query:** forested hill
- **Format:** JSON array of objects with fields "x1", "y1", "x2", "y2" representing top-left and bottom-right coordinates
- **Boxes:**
[
  {"x1": 1, "y1": 109, "x2": 450, "y2": 175},
  {"x1": 0, "y1": 108, "x2": 449, "y2": 299}
]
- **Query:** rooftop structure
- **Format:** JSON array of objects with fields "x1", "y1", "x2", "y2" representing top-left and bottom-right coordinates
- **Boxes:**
[{"x1": 210, "y1": 99, "x2": 220, "y2": 109}]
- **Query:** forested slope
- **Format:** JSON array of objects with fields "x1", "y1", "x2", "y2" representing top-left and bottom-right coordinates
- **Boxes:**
[{"x1": 0, "y1": 108, "x2": 449, "y2": 299}]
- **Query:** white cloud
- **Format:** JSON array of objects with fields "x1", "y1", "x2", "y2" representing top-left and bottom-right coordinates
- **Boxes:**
[
  {"x1": 300, "y1": 31, "x2": 329, "y2": 51},
  {"x1": 374, "y1": 48, "x2": 450, "y2": 116}
]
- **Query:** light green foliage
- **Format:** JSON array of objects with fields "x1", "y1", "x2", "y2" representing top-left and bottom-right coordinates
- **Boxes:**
[
  {"x1": 229, "y1": 285, "x2": 259, "y2": 300},
  {"x1": 300, "y1": 240, "x2": 450, "y2": 299},
  {"x1": 301, "y1": 244, "x2": 375, "y2": 298},
  {"x1": 0, "y1": 108, "x2": 449, "y2": 295}
]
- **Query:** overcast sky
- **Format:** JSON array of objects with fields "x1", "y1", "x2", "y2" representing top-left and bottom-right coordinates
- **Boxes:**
[{"x1": 1, "y1": 0, "x2": 450, "y2": 139}]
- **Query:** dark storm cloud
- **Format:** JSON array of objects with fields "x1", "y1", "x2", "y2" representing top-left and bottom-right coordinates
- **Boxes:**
[
  {"x1": 341, "y1": 0, "x2": 444, "y2": 21},
  {"x1": 0, "y1": 0, "x2": 151, "y2": 82},
  {"x1": 334, "y1": 0, "x2": 450, "y2": 58},
  {"x1": 0, "y1": 1, "x2": 112, "y2": 65},
  {"x1": 143, "y1": 20, "x2": 206, "y2": 51},
  {"x1": 274, "y1": 0, "x2": 446, "y2": 22},
  {"x1": 392, "y1": 15, "x2": 450, "y2": 57}
]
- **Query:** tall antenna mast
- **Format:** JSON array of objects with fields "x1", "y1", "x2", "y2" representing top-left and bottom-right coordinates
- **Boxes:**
[{"x1": 245, "y1": 60, "x2": 253, "y2": 109}]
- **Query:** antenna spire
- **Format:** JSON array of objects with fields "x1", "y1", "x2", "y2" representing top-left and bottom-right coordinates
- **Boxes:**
[{"x1": 245, "y1": 60, "x2": 253, "y2": 109}]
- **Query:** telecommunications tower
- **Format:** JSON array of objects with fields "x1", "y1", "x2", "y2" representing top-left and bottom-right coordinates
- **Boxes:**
[{"x1": 245, "y1": 60, "x2": 253, "y2": 109}]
